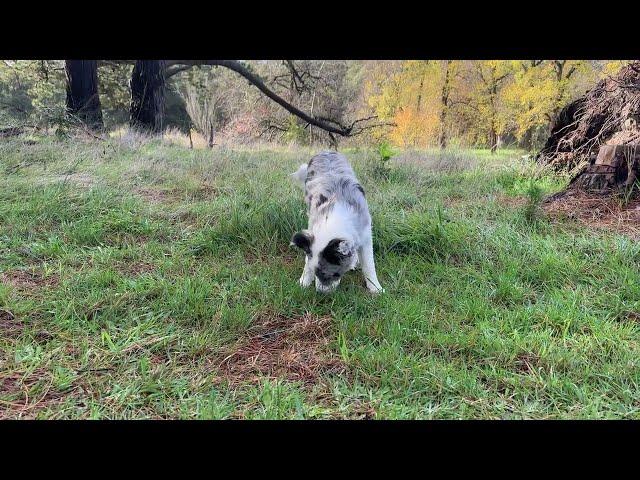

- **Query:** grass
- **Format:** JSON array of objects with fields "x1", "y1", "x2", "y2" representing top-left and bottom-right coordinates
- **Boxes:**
[{"x1": 1, "y1": 135, "x2": 640, "y2": 419}]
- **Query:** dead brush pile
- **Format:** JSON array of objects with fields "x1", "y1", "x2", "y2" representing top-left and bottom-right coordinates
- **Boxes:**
[{"x1": 538, "y1": 61, "x2": 640, "y2": 175}]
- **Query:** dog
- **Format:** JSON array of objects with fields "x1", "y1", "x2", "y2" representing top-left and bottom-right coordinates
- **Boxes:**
[{"x1": 290, "y1": 151, "x2": 384, "y2": 294}]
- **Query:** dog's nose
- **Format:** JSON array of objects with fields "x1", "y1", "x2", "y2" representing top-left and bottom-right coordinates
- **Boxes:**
[{"x1": 315, "y1": 269, "x2": 330, "y2": 284}]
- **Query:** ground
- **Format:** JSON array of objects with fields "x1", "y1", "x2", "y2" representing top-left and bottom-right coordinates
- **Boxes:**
[{"x1": 1, "y1": 133, "x2": 640, "y2": 419}]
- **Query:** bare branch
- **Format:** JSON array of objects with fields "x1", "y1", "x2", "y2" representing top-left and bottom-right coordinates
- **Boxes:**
[
  {"x1": 165, "y1": 65, "x2": 194, "y2": 79},
  {"x1": 166, "y1": 60, "x2": 370, "y2": 136}
]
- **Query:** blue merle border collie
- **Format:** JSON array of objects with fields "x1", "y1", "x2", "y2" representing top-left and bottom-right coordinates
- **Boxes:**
[{"x1": 290, "y1": 151, "x2": 384, "y2": 294}]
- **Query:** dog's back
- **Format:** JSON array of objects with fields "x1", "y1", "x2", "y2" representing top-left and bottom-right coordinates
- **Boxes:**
[
  {"x1": 306, "y1": 151, "x2": 356, "y2": 181},
  {"x1": 297, "y1": 151, "x2": 369, "y2": 229},
  {"x1": 292, "y1": 151, "x2": 355, "y2": 186}
]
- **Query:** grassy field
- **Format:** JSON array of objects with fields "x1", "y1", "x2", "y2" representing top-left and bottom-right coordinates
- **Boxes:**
[{"x1": 1, "y1": 133, "x2": 640, "y2": 419}]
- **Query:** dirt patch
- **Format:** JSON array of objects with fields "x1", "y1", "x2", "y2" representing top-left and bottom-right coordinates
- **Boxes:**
[
  {"x1": 134, "y1": 187, "x2": 173, "y2": 204},
  {"x1": 0, "y1": 269, "x2": 59, "y2": 293},
  {"x1": 497, "y1": 194, "x2": 528, "y2": 209},
  {"x1": 0, "y1": 308, "x2": 22, "y2": 338},
  {"x1": 117, "y1": 261, "x2": 156, "y2": 277},
  {"x1": 620, "y1": 311, "x2": 640, "y2": 323},
  {"x1": 214, "y1": 312, "x2": 345, "y2": 387},
  {"x1": 187, "y1": 183, "x2": 220, "y2": 200},
  {"x1": 513, "y1": 353, "x2": 542, "y2": 375},
  {"x1": 543, "y1": 190, "x2": 640, "y2": 239},
  {"x1": 0, "y1": 368, "x2": 70, "y2": 419}
]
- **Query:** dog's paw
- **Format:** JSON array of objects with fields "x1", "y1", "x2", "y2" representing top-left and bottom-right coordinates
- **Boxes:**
[
  {"x1": 299, "y1": 274, "x2": 313, "y2": 288},
  {"x1": 365, "y1": 281, "x2": 385, "y2": 294}
]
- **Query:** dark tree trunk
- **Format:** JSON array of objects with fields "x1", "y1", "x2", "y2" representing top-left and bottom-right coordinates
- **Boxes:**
[
  {"x1": 208, "y1": 125, "x2": 215, "y2": 148},
  {"x1": 489, "y1": 127, "x2": 498, "y2": 154},
  {"x1": 489, "y1": 83, "x2": 499, "y2": 154},
  {"x1": 438, "y1": 60, "x2": 452, "y2": 149},
  {"x1": 568, "y1": 145, "x2": 640, "y2": 192},
  {"x1": 130, "y1": 60, "x2": 166, "y2": 133},
  {"x1": 64, "y1": 60, "x2": 103, "y2": 130},
  {"x1": 522, "y1": 127, "x2": 533, "y2": 152}
]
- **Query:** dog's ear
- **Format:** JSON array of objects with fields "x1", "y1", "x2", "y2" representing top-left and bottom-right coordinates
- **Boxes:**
[
  {"x1": 290, "y1": 230, "x2": 313, "y2": 255},
  {"x1": 321, "y1": 238, "x2": 355, "y2": 265}
]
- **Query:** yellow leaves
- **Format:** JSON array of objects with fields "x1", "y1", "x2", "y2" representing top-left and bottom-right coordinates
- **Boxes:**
[
  {"x1": 365, "y1": 60, "x2": 451, "y2": 147},
  {"x1": 503, "y1": 66, "x2": 556, "y2": 138},
  {"x1": 390, "y1": 105, "x2": 439, "y2": 147},
  {"x1": 502, "y1": 60, "x2": 595, "y2": 140},
  {"x1": 361, "y1": 59, "x2": 617, "y2": 147},
  {"x1": 601, "y1": 61, "x2": 630, "y2": 78}
]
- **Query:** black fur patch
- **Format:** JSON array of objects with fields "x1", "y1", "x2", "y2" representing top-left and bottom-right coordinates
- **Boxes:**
[
  {"x1": 291, "y1": 231, "x2": 313, "y2": 255},
  {"x1": 355, "y1": 183, "x2": 365, "y2": 196},
  {"x1": 316, "y1": 194, "x2": 327, "y2": 207},
  {"x1": 305, "y1": 169, "x2": 315, "y2": 184},
  {"x1": 321, "y1": 238, "x2": 346, "y2": 265}
]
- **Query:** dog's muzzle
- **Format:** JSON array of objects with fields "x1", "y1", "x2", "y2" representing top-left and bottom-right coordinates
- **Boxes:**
[{"x1": 315, "y1": 278, "x2": 340, "y2": 293}]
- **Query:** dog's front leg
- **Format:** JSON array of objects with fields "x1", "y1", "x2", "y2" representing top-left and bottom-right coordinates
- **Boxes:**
[
  {"x1": 359, "y1": 240, "x2": 384, "y2": 294},
  {"x1": 299, "y1": 255, "x2": 315, "y2": 288}
]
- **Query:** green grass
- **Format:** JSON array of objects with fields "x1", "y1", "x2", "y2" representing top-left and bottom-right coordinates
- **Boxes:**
[{"x1": 2, "y1": 135, "x2": 640, "y2": 419}]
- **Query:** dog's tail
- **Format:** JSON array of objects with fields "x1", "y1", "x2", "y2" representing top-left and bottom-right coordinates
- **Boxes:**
[{"x1": 290, "y1": 163, "x2": 308, "y2": 187}]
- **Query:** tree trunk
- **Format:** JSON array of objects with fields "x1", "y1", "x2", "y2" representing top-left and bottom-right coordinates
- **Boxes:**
[
  {"x1": 567, "y1": 145, "x2": 640, "y2": 192},
  {"x1": 489, "y1": 125, "x2": 498, "y2": 154},
  {"x1": 522, "y1": 127, "x2": 533, "y2": 152},
  {"x1": 65, "y1": 60, "x2": 103, "y2": 130},
  {"x1": 489, "y1": 81, "x2": 498, "y2": 154},
  {"x1": 490, "y1": 135, "x2": 497, "y2": 153},
  {"x1": 416, "y1": 74, "x2": 424, "y2": 113},
  {"x1": 130, "y1": 60, "x2": 166, "y2": 133},
  {"x1": 438, "y1": 60, "x2": 452, "y2": 149},
  {"x1": 208, "y1": 125, "x2": 215, "y2": 148}
]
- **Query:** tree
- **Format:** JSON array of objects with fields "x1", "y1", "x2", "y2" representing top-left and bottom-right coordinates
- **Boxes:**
[
  {"x1": 130, "y1": 60, "x2": 166, "y2": 132},
  {"x1": 468, "y1": 61, "x2": 514, "y2": 153},
  {"x1": 438, "y1": 60, "x2": 455, "y2": 149},
  {"x1": 181, "y1": 73, "x2": 229, "y2": 147},
  {"x1": 64, "y1": 60, "x2": 103, "y2": 130}
]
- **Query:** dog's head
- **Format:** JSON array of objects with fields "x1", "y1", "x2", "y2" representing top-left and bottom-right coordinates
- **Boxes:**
[{"x1": 291, "y1": 230, "x2": 357, "y2": 293}]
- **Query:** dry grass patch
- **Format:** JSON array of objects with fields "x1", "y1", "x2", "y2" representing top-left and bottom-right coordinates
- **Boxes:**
[
  {"x1": 514, "y1": 353, "x2": 543, "y2": 375},
  {"x1": 544, "y1": 190, "x2": 640, "y2": 239},
  {"x1": 496, "y1": 193, "x2": 528, "y2": 209},
  {"x1": 0, "y1": 368, "x2": 72, "y2": 419},
  {"x1": 215, "y1": 312, "x2": 345, "y2": 387},
  {"x1": 0, "y1": 268, "x2": 59, "y2": 294},
  {"x1": 116, "y1": 261, "x2": 156, "y2": 277},
  {"x1": 133, "y1": 186, "x2": 173, "y2": 204}
]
